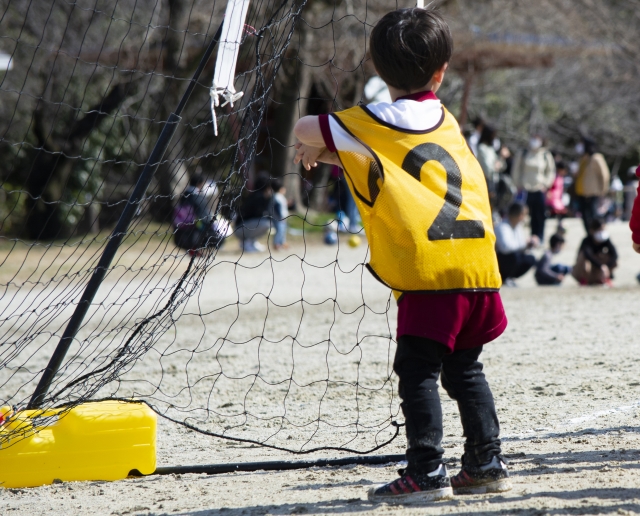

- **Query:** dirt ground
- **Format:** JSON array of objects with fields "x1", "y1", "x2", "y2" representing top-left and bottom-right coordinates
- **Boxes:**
[{"x1": 5, "y1": 216, "x2": 640, "y2": 515}]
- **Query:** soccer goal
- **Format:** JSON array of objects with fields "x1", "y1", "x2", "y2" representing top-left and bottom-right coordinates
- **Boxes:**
[{"x1": 0, "y1": 0, "x2": 408, "y2": 463}]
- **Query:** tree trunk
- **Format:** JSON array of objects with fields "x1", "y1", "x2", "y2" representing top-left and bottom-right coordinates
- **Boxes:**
[
  {"x1": 269, "y1": 24, "x2": 314, "y2": 212},
  {"x1": 149, "y1": 0, "x2": 192, "y2": 223}
]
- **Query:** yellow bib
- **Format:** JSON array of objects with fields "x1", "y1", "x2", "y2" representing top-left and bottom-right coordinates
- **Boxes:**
[{"x1": 332, "y1": 105, "x2": 501, "y2": 294}]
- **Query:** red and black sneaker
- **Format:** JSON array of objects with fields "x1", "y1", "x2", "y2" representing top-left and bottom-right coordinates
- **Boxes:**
[
  {"x1": 451, "y1": 456, "x2": 512, "y2": 495},
  {"x1": 368, "y1": 465, "x2": 453, "y2": 504}
]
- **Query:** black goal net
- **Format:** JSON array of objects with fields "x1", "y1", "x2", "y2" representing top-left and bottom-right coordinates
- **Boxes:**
[{"x1": 0, "y1": 0, "x2": 407, "y2": 454}]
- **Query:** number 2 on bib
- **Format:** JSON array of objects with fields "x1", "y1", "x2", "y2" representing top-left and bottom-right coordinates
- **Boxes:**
[{"x1": 401, "y1": 143, "x2": 485, "y2": 241}]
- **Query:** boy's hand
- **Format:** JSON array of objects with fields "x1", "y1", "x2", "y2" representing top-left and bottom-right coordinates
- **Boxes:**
[
  {"x1": 317, "y1": 147, "x2": 341, "y2": 167},
  {"x1": 633, "y1": 242, "x2": 640, "y2": 254},
  {"x1": 294, "y1": 142, "x2": 324, "y2": 171}
]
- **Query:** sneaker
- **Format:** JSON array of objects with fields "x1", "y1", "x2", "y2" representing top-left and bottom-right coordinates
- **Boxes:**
[
  {"x1": 242, "y1": 241, "x2": 266, "y2": 253},
  {"x1": 368, "y1": 464, "x2": 453, "y2": 504},
  {"x1": 451, "y1": 456, "x2": 512, "y2": 495},
  {"x1": 252, "y1": 241, "x2": 266, "y2": 252},
  {"x1": 503, "y1": 278, "x2": 518, "y2": 287}
]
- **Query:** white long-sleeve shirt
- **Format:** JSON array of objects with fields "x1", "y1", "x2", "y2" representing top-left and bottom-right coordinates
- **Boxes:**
[{"x1": 494, "y1": 220, "x2": 527, "y2": 254}]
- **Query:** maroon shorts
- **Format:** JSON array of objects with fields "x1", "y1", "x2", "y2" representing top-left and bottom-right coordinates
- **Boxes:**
[{"x1": 397, "y1": 291, "x2": 507, "y2": 353}]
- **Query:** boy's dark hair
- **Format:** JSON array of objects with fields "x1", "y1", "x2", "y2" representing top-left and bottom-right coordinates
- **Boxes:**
[
  {"x1": 507, "y1": 202, "x2": 526, "y2": 218},
  {"x1": 370, "y1": 8, "x2": 453, "y2": 91},
  {"x1": 589, "y1": 218, "x2": 605, "y2": 232},
  {"x1": 271, "y1": 178, "x2": 284, "y2": 193},
  {"x1": 549, "y1": 233, "x2": 565, "y2": 249},
  {"x1": 189, "y1": 173, "x2": 205, "y2": 187}
]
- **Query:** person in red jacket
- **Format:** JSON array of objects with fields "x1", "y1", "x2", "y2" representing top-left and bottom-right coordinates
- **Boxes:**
[{"x1": 631, "y1": 166, "x2": 640, "y2": 254}]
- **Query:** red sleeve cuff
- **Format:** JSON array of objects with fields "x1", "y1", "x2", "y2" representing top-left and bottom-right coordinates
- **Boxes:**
[
  {"x1": 636, "y1": 165, "x2": 640, "y2": 178},
  {"x1": 318, "y1": 114, "x2": 337, "y2": 153}
]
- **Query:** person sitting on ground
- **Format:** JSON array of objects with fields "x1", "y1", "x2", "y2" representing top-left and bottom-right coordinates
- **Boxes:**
[
  {"x1": 173, "y1": 174, "x2": 226, "y2": 252},
  {"x1": 572, "y1": 218, "x2": 618, "y2": 286},
  {"x1": 535, "y1": 234, "x2": 571, "y2": 286},
  {"x1": 271, "y1": 178, "x2": 289, "y2": 250},
  {"x1": 494, "y1": 202, "x2": 538, "y2": 286},
  {"x1": 234, "y1": 174, "x2": 273, "y2": 253}
]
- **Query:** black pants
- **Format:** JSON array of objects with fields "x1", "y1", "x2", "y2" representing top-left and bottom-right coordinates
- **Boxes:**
[
  {"x1": 497, "y1": 251, "x2": 536, "y2": 280},
  {"x1": 394, "y1": 336, "x2": 501, "y2": 474},
  {"x1": 535, "y1": 264, "x2": 571, "y2": 285},
  {"x1": 174, "y1": 226, "x2": 223, "y2": 250},
  {"x1": 526, "y1": 190, "x2": 547, "y2": 241},
  {"x1": 578, "y1": 196, "x2": 599, "y2": 234}
]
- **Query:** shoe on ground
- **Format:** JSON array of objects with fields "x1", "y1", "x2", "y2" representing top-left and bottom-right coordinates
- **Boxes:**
[
  {"x1": 242, "y1": 240, "x2": 265, "y2": 253},
  {"x1": 368, "y1": 464, "x2": 453, "y2": 504},
  {"x1": 503, "y1": 278, "x2": 518, "y2": 287},
  {"x1": 451, "y1": 456, "x2": 512, "y2": 495}
]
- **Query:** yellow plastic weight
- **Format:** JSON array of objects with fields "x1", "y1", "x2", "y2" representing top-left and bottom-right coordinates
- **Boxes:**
[{"x1": 0, "y1": 400, "x2": 156, "y2": 488}]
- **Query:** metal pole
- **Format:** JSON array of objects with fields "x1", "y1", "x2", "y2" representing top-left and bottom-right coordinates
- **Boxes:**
[
  {"x1": 147, "y1": 454, "x2": 406, "y2": 476},
  {"x1": 28, "y1": 22, "x2": 224, "y2": 409}
]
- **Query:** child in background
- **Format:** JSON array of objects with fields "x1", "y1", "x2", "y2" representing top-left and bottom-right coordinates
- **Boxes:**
[
  {"x1": 535, "y1": 234, "x2": 571, "y2": 286},
  {"x1": 546, "y1": 161, "x2": 569, "y2": 233},
  {"x1": 572, "y1": 218, "x2": 618, "y2": 285},
  {"x1": 293, "y1": 7, "x2": 510, "y2": 504},
  {"x1": 271, "y1": 178, "x2": 289, "y2": 250}
]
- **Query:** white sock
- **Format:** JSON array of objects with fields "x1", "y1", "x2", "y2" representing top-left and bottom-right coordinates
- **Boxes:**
[{"x1": 427, "y1": 464, "x2": 447, "y2": 477}]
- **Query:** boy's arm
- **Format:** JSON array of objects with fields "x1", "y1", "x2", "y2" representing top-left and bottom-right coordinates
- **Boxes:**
[
  {"x1": 293, "y1": 116, "x2": 329, "y2": 171},
  {"x1": 293, "y1": 113, "x2": 370, "y2": 170},
  {"x1": 293, "y1": 116, "x2": 325, "y2": 147}
]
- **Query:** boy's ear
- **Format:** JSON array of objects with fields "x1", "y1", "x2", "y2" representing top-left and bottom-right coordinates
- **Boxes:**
[{"x1": 433, "y1": 63, "x2": 448, "y2": 84}]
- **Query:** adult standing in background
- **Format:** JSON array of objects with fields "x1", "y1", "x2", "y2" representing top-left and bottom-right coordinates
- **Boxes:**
[
  {"x1": 574, "y1": 137, "x2": 610, "y2": 234},
  {"x1": 476, "y1": 125, "x2": 504, "y2": 206},
  {"x1": 511, "y1": 135, "x2": 555, "y2": 242},
  {"x1": 467, "y1": 117, "x2": 484, "y2": 157}
]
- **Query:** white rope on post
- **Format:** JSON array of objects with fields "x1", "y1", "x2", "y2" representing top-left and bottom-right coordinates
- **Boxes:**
[
  {"x1": 417, "y1": 0, "x2": 424, "y2": 7},
  {"x1": 210, "y1": 0, "x2": 251, "y2": 136}
]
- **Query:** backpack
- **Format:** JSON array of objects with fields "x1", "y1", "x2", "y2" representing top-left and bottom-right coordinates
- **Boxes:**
[{"x1": 173, "y1": 203, "x2": 195, "y2": 228}]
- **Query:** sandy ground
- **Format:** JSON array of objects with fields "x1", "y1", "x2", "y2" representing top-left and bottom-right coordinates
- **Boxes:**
[{"x1": 5, "y1": 216, "x2": 640, "y2": 515}]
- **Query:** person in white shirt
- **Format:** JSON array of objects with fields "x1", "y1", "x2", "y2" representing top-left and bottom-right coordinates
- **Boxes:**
[
  {"x1": 467, "y1": 117, "x2": 484, "y2": 157},
  {"x1": 271, "y1": 178, "x2": 289, "y2": 250},
  {"x1": 494, "y1": 202, "x2": 538, "y2": 286},
  {"x1": 511, "y1": 136, "x2": 556, "y2": 241}
]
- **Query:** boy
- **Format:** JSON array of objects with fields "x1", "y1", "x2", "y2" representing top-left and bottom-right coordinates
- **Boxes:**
[
  {"x1": 572, "y1": 218, "x2": 618, "y2": 286},
  {"x1": 293, "y1": 8, "x2": 510, "y2": 504},
  {"x1": 535, "y1": 233, "x2": 571, "y2": 286}
]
